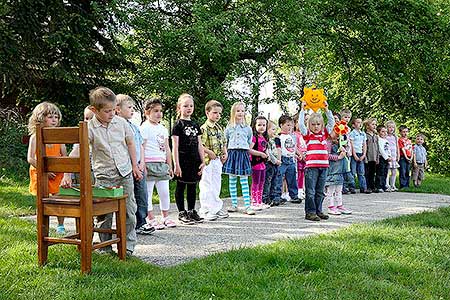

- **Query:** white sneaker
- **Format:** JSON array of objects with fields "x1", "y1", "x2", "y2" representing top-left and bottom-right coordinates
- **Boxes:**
[
  {"x1": 328, "y1": 206, "x2": 341, "y2": 215},
  {"x1": 281, "y1": 192, "x2": 291, "y2": 201},
  {"x1": 202, "y1": 212, "x2": 218, "y2": 221},
  {"x1": 337, "y1": 206, "x2": 352, "y2": 214},
  {"x1": 298, "y1": 189, "x2": 305, "y2": 200},
  {"x1": 261, "y1": 204, "x2": 271, "y2": 209},
  {"x1": 244, "y1": 207, "x2": 256, "y2": 215},
  {"x1": 216, "y1": 209, "x2": 229, "y2": 219},
  {"x1": 251, "y1": 205, "x2": 263, "y2": 211}
]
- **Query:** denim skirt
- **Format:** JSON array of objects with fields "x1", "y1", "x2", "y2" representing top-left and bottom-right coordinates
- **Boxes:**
[{"x1": 222, "y1": 149, "x2": 252, "y2": 176}]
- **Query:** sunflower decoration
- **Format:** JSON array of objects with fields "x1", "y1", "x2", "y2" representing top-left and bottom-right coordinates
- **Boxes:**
[
  {"x1": 300, "y1": 86, "x2": 327, "y2": 112},
  {"x1": 333, "y1": 120, "x2": 350, "y2": 136}
]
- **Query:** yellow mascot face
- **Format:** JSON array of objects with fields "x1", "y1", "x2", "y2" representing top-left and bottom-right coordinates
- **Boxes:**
[{"x1": 300, "y1": 87, "x2": 327, "y2": 112}]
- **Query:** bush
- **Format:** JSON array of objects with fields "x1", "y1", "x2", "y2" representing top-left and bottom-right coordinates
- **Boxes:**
[{"x1": 0, "y1": 108, "x2": 29, "y2": 181}]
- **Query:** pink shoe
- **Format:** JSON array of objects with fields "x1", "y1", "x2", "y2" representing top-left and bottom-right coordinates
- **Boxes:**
[
  {"x1": 147, "y1": 218, "x2": 166, "y2": 230},
  {"x1": 163, "y1": 218, "x2": 177, "y2": 228},
  {"x1": 337, "y1": 206, "x2": 352, "y2": 214},
  {"x1": 328, "y1": 206, "x2": 341, "y2": 215}
]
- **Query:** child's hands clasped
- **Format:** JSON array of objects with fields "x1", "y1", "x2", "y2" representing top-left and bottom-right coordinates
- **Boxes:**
[{"x1": 132, "y1": 165, "x2": 143, "y2": 180}]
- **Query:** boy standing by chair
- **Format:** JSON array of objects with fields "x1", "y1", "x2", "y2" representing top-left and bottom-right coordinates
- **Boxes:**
[
  {"x1": 199, "y1": 100, "x2": 229, "y2": 221},
  {"x1": 62, "y1": 87, "x2": 142, "y2": 256}
]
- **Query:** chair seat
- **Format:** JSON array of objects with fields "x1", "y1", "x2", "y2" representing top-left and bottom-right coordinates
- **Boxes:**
[{"x1": 43, "y1": 194, "x2": 127, "y2": 205}]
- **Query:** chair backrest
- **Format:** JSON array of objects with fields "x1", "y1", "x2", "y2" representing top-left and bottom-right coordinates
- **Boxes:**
[{"x1": 36, "y1": 122, "x2": 93, "y2": 211}]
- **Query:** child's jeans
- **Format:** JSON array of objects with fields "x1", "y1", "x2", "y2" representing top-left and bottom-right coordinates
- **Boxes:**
[
  {"x1": 350, "y1": 153, "x2": 367, "y2": 191},
  {"x1": 399, "y1": 157, "x2": 411, "y2": 188},
  {"x1": 274, "y1": 157, "x2": 298, "y2": 200},
  {"x1": 305, "y1": 167, "x2": 327, "y2": 214},
  {"x1": 262, "y1": 162, "x2": 280, "y2": 204}
]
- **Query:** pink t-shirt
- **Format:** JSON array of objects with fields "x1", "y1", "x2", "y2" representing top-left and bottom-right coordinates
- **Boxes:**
[{"x1": 251, "y1": 135, "x2": 267, "y2": 170}]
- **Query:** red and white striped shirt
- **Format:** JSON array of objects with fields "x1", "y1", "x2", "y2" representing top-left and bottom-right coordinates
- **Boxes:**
[{"x1": 303, "y1": 129, "x2": 330, "y2": 168}]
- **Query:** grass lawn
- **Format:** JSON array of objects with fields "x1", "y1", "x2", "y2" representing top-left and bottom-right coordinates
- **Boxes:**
[{"x1": 1, "y1": 172, "x2": 450, "y2": 299}]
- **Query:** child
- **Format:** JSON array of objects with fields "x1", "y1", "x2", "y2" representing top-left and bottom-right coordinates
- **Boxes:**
[
  {"x1": 349, "y1": 118, "x2": 369, "y2": 193},
  {"x1": 140, "y1": 98, "x2": 176, "y2": 228},
  {"x1": 385, "y1": 120, "x2": 400, "y2": 191},
  {"x1": 62, "y1": 86, "x2": 141, "y2": 255},
  {"x1": 340, "y1": 109, "x2": 356, "y2": 194},
  {"x1": 262, "y1": 121, "x2": 282, "y2": 206},
  {"x1": 293, "y1": 114, "x2": 307, "y2": 200},
  {"x1": 27, "y1": 102, "x2": 67, "y2": 234},
  {"x1": 364, "y1": 118, "x2": 379, "y2": 193},
  {"x1": 199, "y1": 100, "x2": 229, "y2": 220},
  {"x1": 250, "y1": 116, "x2": 270, "y2": 210},
  {"x1": 222, "y1": 102, "x2": 255, "y2": 215},
  {"x1": 376, "y1": 125, "x2": 391, "y2": 192},
  {"x1": 274, "y1": 115, "x2": 302, "y2": 203},
  {"x1": 398, "y1": 125, "x2": 413, "y2": 189},
  {"x1": 172, "y1": 93, "x2": 205, "y2": 224},
  {"x1": 116, "y1": 94, "x2": 155, "y2": 235},
  {"x1": 325, "y1": 131, "x2": 352, "y2": 215},
  {"x1": 412, "y1": 133, "x2": 427, "y2": 187},
  {"x1": 299, "y1": 101, "x2": 335, "y2": 221}
]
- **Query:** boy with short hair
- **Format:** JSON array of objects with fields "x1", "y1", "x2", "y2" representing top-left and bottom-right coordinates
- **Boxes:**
[
  {"x1": 340, "y1": 109, "x2": 357, "y2": 194},
  {"x1": 412, "y1": 133, "x2": 427, "y2": 187},
  {"x1": 198, "y1": 100, "x2": 229, "y2": 220},
  {"x1": 398, "y1": 125, "x2": 413, "y2": 189},
  {"x1": 116, "y1": 94, "x2": 154, "y2": 235},
  {"x1": 349, "y1": 117, "x2": 369, "y2": 193},
  {"x1": 273, "y1": 115, "x2": 302, "y2": 203},
  {"x1": 62, "y1": 86, "x2": 141, "y2": 255}
]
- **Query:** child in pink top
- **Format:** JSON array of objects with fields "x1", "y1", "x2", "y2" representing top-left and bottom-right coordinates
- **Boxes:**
[{"x1": 250, "y1": 116, "x2": 269, "y2": 210}]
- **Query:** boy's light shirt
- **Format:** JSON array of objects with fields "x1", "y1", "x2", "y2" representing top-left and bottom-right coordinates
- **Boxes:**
[
  {"x1": 349, "y1": 129, "x2": 367, "y2": 153},
  {"x1": 88, "y1": 115, "x2": 134, "y2": 179}
]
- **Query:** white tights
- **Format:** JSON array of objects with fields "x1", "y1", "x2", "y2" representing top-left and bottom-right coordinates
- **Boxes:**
[
  {"x1": 325, "y1": 185, "x2": 343, "y2": 208},
  {"x1": 386, "y1": 168, "x2": 397, "y2": 189},
  {"x1": 146, "y1": 180, "x2": 170, "y2": 212}
]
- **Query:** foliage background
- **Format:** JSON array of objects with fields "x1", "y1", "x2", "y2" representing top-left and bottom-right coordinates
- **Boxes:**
[{"x1": 1, "y1": 0, "x2": 449, "y2": 175}]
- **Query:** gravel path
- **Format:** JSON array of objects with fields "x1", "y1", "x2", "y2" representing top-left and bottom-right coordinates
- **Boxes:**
[{"x1": 31, "y1": 192, "x2": 450, "y2": 266}]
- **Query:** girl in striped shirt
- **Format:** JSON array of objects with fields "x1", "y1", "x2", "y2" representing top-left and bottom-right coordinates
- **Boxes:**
[{"x1": 298, "y1": 101, "x2": 335, "y2": 221}]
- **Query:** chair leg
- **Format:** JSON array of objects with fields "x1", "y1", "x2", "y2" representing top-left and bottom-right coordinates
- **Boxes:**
[
  {"x1": 75, "y1": 218, "x2": 81, "y2": 252},
  {"x1": 80, "y1": 216, "x2": 93, "y2": 274},
  {"x1": 37, "y1": 215, "x2": 49, "y2": 266},
  {"x1": 116, "y1": 200, "x2": 127, "y2": 260}
]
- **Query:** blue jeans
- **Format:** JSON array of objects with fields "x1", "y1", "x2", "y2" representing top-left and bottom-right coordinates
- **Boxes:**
[
  {"x1": 304, "y1": 167, "x2": 327, "y2": 214},
  {"x1": 399, "y1": 157, "x2": 411, "y2": 188},
  {"x1": 274, "y1": 157, "x2": 298, "y2": 199},
  {"x1": 351, "y1": 153, "x2": 367, "y2": 191},
  {"x1": 134, "y1": 171, "x2": 148, "y2": 229},
  {"x1": 262, "y1": 163, "x2": 280, "y2": 204}
]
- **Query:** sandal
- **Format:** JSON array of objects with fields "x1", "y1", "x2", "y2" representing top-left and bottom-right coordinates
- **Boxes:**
[
  {"x1": 147, "y1": 218, "x2": 166, "y2": 230},
  {"x1": 163, "y1": 218, "x2": 177, "y2": 228}
]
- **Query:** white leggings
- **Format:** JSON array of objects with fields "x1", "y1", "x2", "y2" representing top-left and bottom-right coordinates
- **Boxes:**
[
  {"x1": 146, "y1": 180, "x2": 170, "y2": 211},
  {"x1": 325, "y1": 184, "x2": 343, "y2": 208},
  {"x1": 386, "y1": 168, "x2": 397, "y2": 188}
]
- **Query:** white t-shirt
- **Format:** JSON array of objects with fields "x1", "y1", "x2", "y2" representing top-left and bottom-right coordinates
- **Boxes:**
[
  {"x1": 140, "y1": 122, "x2": 168, "y2": 162},
  {"x1": 279, "y1": 133, "x2": 297, "y2": 158}
]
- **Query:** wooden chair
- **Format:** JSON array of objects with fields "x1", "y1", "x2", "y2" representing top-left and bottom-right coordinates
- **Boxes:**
[{"x1": 36, "y1": 121, "x2": 127, "y2": 274}]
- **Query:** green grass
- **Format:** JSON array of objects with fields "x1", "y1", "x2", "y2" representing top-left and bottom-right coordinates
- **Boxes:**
[
  {"x1": 1, "y1": 208, "x2": 450, "y2": 299},
  {"x1": 401, "y1": 173, "x2": 450, "y2": 195},
  {"x1": 1, "y1": 171, "x2": 450, "y2": 299}
]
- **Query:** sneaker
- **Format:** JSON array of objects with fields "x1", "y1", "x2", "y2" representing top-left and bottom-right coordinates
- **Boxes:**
[
  {"x1": 328, "y1": 206, "x2": 341, "y2": 215},
  {"x1": 298, "y1": 189, "x2": 306, "y2": 200},
  {"x1": 163, "y1": 218, "x2": 177, "y2": 228},
  {"x1": 279, "y1": 198, "x2": 287, "y2": 205},
  {"x1": 305, "y1": 213, "x2": 321, "y2": 221},
  {"x1": 178, "y1": 211, "x2": 195, "y2": 225},
  {"x1": 392, "y1": 187, "x2": 398, "y2": 192},
  {"x1": 317, "y1": 212, "x2": 329, "y2": 220},
  {"x1": 337, "y1": 206, "x2": 352, "y2": 214},
  {"x1": 126, "y1": 249, "x2": 134, "y2": 257},
  {"x1": 342, "y1": 189, "x2": 351, "y2": 195},
  {"x1": 216, "y1": 209, "x2": 229, "y2": 219},
  {"x1": 56, "y1": 225, "x2": 65, "y2": 234},
  {"x1": 271, "y1": 200, "x2": 280, "y2": 207},
  {"x1": 147, "y1": 218, "x2": 166, "y2": 230},
  {"x1": 350, "y1": 189, "x2": 357, "y2": 194},
  {"x1": 261, "y1": 204, "x2": 271, "y2": 209},
  {"x1": 364, "y1": 189, "x2": 372, "y2": 194},
  {"x1": 202, "y1": 212, "x2": 218, "y2": 221},
  {"x1": 290, "y1": 197, "x2": 302, "y2": 204},
  {"x1": 136, "y1": 223, "x2": 156, "y2": 235},
  {"x1": 281, "y1": 192, "x2": 291, "y2": 202},
  {"x1": 188, "y1": 209, "x2": 204, "y2": 223},
  {"x1": 244, "y1": 207, "x2": 255, "y2": 215},
  {"x1": 250, "y1": 205, "x2": 263, "y2": 211},
  {"x1": 227, "y1": 206, "x2": 238, "y2": 213}
]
